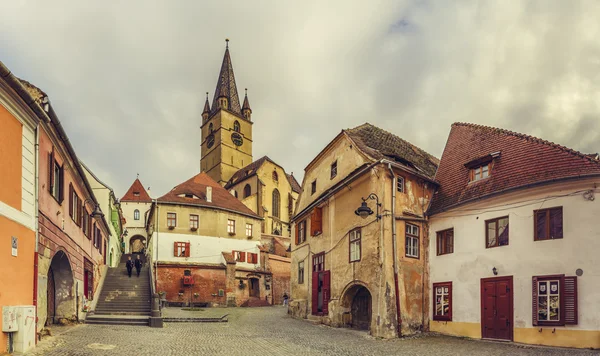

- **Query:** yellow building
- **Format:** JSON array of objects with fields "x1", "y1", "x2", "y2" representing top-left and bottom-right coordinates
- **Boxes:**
[{"x1": 289, "y1": 123, "x2": 439, "y2": 338}]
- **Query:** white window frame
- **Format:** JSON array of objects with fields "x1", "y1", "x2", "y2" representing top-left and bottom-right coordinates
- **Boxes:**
[
  {"x1": 190, "y1": 214, "x2": 199, "y2": 230},
  {"x1": 227, "y1": 219, "x2": 236, "y2": 234},
  {"x1": 349, "y1": 229, "x2": 361, "y2": 262},
  {"x1": 134, "y1": 209, "x2": 140, "y2": 220},
  {"x1": 397, "y1": 176, "x2": 405, "y2": 193},
  {"x1": 537, "y1": 279, "x2": 561, "y2": 322},
  {"x1": 246, "y1": 223, "x2": 252, "y2": 237},
  {"x1": 406, "y1": 223, "x2": 419, "y2": 258}
]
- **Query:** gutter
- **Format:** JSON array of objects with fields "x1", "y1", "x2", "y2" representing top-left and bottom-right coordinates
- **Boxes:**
[
  {"x1": 387, "y1": 163, "x2": 402, "y2": 336},
  {"x1": 155, "y1": 200, "x2": 264, "y2": 220}
]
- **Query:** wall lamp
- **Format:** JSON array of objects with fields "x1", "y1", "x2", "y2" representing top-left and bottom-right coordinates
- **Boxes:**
[
  {"x1": 83, "y1": 199, "x2": 104, "y2": 219},
  {"x1": 354, "y1": 193, "x2": 382, "y2": 221},
  {"x1": 492, "y1": 267, "x2": 498, "y2": 276}
]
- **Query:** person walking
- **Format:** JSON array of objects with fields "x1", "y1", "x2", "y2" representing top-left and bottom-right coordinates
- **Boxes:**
[
  {"x1": 283, "y1": 292, "x2": 289, "y2": 306},
  {"x1": 135, "y1": 255, "x2": 143, "y2": 277},
  {"x1": 126, "y1": 256, "x2": 134, "y2": 278}
]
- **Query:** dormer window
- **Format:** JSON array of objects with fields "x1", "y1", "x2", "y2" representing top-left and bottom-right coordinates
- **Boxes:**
[
  {"x1": 470, "y1": 164, "x2": 490, "y2": 182},
  {"x1": 133, "y1": 192, "x2": 140, "y2": 197}
]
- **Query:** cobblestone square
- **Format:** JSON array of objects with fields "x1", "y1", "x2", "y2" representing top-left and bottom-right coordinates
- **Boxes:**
[{"x1": 29, "y1": 307, "x2": 599, "y2": 355}]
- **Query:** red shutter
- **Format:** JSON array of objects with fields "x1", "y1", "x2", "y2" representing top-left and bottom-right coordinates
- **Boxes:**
[
  {"x1": 295, "y1": 223, "x2": 299, "y2": 245},
  {"x1": 247, "y1": 253, "x2": 252, "y2": 263},
  {"x1": 48, "y1": 151, "x2": 54, "y2": 192},
  {"x1": 310, "y1": 208, "x2": 322, "y2": 236},
  {"x1": 77, "y1": 196, "x2": 82, "y2": 226},
  {"x1": 322, "y1": 270, "x2": 330, "y2": 315},
  {"x1": 174, "y1": 242, "x2": 179, "y2": 257},
  {"x1": 58, "y1": 165, "x2": 64, "y2": 203},
  {"x1": 448, "y1": 282, "x2": 453, "y2": 320},
  {"x1": 68, "y1": 184, "x2": 74, "y2": 218},
  {"x1": 311, "y1": 272, "x2": 319, "y2": 315},
  {"x1": 254, "y1": 253, "x2": 258, "y2": 264},
  {"x1": 240, "y1": 252, "x2": 246, "y2": 261},
  {"x1": 88, "y1": 214, "x2": 92, "y2": 240},
  {"x1": 532, "y1": 276, "x2": 538, "y2": 326},
  {"x1": 564, "y1": 276, "x2": 578, "y2": 325},
  {"x1": 315, "y1": 208, "x2": 322, "y2": 235},
  {"x1": 185, "y1": 242, "x2": 191, "y2": 257}
]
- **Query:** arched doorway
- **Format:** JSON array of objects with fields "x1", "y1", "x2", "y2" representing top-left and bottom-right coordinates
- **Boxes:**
[
  {"x1": 341, "y1": 283, "x2": 372, "y2": 331},
  {"x1": 46, "y1": 250, "x2": 75, "y2": 325},
  {"x1": 129, "y1": 235, "x2": 146, "y2": 253}
]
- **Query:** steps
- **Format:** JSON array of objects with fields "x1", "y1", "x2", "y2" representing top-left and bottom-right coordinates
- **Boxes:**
[
  {"x1": 86, "y1": 254, "x2": 152, "y2": 326},
  {"x1": 241, "y1": 297, "x2": 271, "y2": 307}
]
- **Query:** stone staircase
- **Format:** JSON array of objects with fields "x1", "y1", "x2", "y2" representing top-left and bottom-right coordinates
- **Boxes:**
[
  {"x1": 241, "y1": 297, "x2": 271, "y2": 307},
  {"x1": 86, "y1": 254, "x2": 151, "y2": 326}
]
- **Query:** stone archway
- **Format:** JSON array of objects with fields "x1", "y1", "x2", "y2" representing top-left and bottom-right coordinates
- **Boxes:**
[
  {"x1": 129, "y1": 235, "x2": 146, "y2": 253},
  {"x1": 46, "y1": 250, "x2": 75, "y2": 325},
  {"x1": 340, "y1": 283, "x2": 372, "y2": 331}
]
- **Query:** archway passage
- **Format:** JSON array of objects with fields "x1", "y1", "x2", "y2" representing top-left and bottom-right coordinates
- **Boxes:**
[
  {"x1": 341, "y1": 284, "x2": 372, "y2": 331},
  {"x1": 46, "y1": 250, "x2": 75, "y2": 325},
  {"x1": 129, "y1": 235, "x2": 146, "y2": 253}
]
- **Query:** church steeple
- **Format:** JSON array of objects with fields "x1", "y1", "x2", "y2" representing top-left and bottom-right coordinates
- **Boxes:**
[
  {"x1": 242, "y1": 88, "x2": 252, "y2": 121},
  {"x1": 211, "y1": 39, "x2": 242, "y2": 117},
  {"x1": 202, "y1": 92, "x2": 211, "y2": 122}
]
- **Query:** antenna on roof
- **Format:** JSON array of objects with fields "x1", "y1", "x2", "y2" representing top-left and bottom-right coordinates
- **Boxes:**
[
  {"x1": 225, "y1": 38, "x2": 229, "y2": 49},
  {"x1": 137, "y1": 173, "x2": 139, "y2": 179}
]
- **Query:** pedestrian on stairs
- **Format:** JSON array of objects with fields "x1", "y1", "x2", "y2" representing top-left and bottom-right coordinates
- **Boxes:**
[
  {"x1": 126, "y1": 256, "x2": 134, "y2": 278},
  {"x1": 135, "y1": 255, "x2": 143, "y2": 277}
]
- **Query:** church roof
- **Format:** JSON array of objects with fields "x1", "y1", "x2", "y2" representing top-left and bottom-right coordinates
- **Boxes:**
[
  {"x1": 121, "y1": 178, "x2": 152, "y2": 203},
  {"x1": 242, "y1": 90, "x2": 251, "y2": 112},
  {"x1": 202, "y1": 92, "x2": 210, "y2": 114},
  {"x1": 224, "y1": 156, "x2": 298, "y2": 193},
  {"x1": 286, "y1": 173, "x2": 302, "y2": 193},
  {"x1": 211, "y1": 42, "x2": 243, "y2": 118},
  {"x1": 158, "y1": 172, "x2": 260, "y2": 219},
  {"x1": 429, "y1": 122, "x2": 600, "y2": 214}
]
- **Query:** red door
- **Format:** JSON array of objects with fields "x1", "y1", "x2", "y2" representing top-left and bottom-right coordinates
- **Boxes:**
[{"x1": 481, "y1": 276, "x2": 513, "y2": 341}]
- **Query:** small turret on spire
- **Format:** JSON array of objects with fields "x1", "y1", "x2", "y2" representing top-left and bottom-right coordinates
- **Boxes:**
[
  {"x1": 202, "y1": 92, "x2": 211, "y2": 122},
  {"x1": 242, "y1": 88, "x2": 252, "y2": 121}
]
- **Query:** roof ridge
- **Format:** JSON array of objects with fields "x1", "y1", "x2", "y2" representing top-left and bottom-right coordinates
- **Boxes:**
[{"x1": 453, "y1": 122, "x2": 600, "y2": 164}]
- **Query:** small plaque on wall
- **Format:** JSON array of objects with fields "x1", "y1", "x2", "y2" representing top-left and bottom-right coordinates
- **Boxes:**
[{"x1": 11, "y1": 237, "x2": 17, "y2": 257}]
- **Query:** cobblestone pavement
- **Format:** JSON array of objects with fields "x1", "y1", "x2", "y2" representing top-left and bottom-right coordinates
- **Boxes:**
[{"x1": 30, "y1": 307, "x2": 599, "y2": 356}]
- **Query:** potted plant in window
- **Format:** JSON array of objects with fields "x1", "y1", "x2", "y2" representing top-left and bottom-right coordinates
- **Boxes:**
[
  {"x1": 168, "y1": 225, "x2": 175, "y2": 230},
  {"x1": 228, "y1": 232, "x2": 235, "y2": 236},
  {"x1": 190, "y1": 227, "x2": 198, "y2": 232}
]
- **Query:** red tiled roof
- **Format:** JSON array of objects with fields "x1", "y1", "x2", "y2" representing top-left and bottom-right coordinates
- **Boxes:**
[
  {"x1": 286, "y1": 173, "x2": 302, "y2": 193},
  {"x1": 121, "y1": 178, "x2": 152, "y2": 202},
  {"x1": 158, "y1": 172, "x2": 260, "y2": 218},
  {"x1": 429, "y1": 123, "x2": 600, "y2": 214}
]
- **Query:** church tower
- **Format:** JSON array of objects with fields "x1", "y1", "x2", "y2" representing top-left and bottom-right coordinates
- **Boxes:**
[{"x1": 200, "y1": 40, "x2": 253, "y2": 185}]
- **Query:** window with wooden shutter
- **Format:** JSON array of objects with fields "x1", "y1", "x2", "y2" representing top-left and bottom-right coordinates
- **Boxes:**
[
  {"x1": 534, "y1": 207, "x2": 563, "y2": 241},
  {"x1": 174, "y1": 242, "x2": 187, "y2": 257},
  {"x1": 436, "y1": 229, "x2": 454, "y2": 255},
  {"x1": 185, "y1": 242, "x2": 191, "y2": 257},
  {"x1": 296, "y1": 220, "x2": 306, "y2": 245},
  {"x1": 311, "y1": 207, "x2": 322, "y2": 236},
  {"x1": 48, "y1": 151, "x2": 54, "y2": 193},
  {"x1": 58, "y1": 164, "x2": 64, "y2": 203},
  {"x1": 533, "y1": 274, "x2": 577, "y2": 326},
  {"x1": 69, "y1": 183, "x2": 74, "y2": 219}
]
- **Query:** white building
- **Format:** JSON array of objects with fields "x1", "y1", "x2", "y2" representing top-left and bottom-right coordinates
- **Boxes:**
[
  {"x1": 428, "y1": 123, "x2": 600, "y2": 349},
  {"x1": 120, "y1": 178, "x2": 152, "y2": 254}
]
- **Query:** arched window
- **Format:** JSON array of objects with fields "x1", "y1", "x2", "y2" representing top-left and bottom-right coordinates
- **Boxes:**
[
  {"x1": 233, "y1": 121, "x2": 240, "y2": 132},
  {"x1": 272, "y1": 189, "x2": 280, "y2": 218},
  {"x1": 134, "y1": 209, "x2": 140, "y2": 220},
  {"x1": 209, "y1": 123, "x2": 213, "y2": 133},
  {"x1": 243, "y1": 184, "x2": 251, "y2": 198},
  {"x1": 272, "y1": 171, "x2": 278, "y2": 182}
]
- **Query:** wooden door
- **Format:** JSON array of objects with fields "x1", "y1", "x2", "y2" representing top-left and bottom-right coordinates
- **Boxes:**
[
  {"x1": 481, "y1": 276, "x2": 513, "y2": 341},
  {"x1": 351, "y1": 288, "x2": 372, "y2": 330},
  {"x1": 46, "y1": 267, "x2": 55, "y2": 325},
  {"x1": 249, "y1": 279, "x2": 260, "y2": 298}
]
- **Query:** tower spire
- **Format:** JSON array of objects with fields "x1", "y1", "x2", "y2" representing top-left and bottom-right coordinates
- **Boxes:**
[
  {"x1": 202, "y1": 92, "x2": 211, "y2": 122},
  {"x1": 211, "y1": 39, "x2": 242, "y2": 116},
  {"x1": 242, "y1": 88, "x2": 252, "y2": 121}
]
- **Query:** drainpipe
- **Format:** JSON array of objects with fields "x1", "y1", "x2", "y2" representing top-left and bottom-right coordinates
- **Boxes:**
[
  {"x1": 387, "y1": 163, "x2": 402, "y2": 336},
  {"x1": 33, "y1": 122, "x2": 40, "y2": 343},
  {"x1": 154, "y1": 200, "x2": 159, "y2": 291}
]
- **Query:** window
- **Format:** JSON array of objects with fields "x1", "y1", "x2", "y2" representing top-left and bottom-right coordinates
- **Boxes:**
[
  {"x1": 209, "y1": 123, "x2": 213, "y2": 133},
  {"x1": 486, "y1": 216, "x2": 509, "y2": 248},
  {"x1": 246, "y1": 252, "x2": 258, "y2": 264},
  {"x1": 69, "y1": 183, "x2": 81, "y2": 226},
  {"x1": 405, "y1": 223, "x2": 419, "y2": 258},
  {"x1": 310, "y1": 207, "x2": 322, "y2": 236},
  {"x1": 93, "y1": 224, "x2": 101, "y2": 249},
  {"x1": 534, "y1": 207, "x2": 563, "y2": 241},
  {"x1": 190, "y1": 215, "x2": 199, "y2": 230},
  {"x1": 134, "y1": 209, "x2": 140, "y2": 220},
  {"x1": 296, "y1": 220, "x2": 306, "y2": 245},
  {"x1": 397, "y1": 176, "x2": 405, "y2": 193},
  {"x1": 233, "y1": 120, "x2": 240, "y2": 132},
  {"x1": 533, "y1": 275, "x2": 578, "y2": 326},
  {"x1": 330, "y1": 161, "x2": 337, "y2": 179},
  {"x1": 349, "y1": 229, "x2": 361, "y2": 262},
  {"x1": 232, "y1": 250, "x2": 246, "y2": 262},
  {"x1": 48, "y1": 150, "x2": 64, "y2": 203},
  {"x1": 227, "y1": 219, "x2": 236, "y2": 234},
  {"x1": 298, "y1": 261, "x2": 305, "y2": 284},
  {"x1": 133, "y1": 192, "x2": 140, "y2": 197},
  {"x1": 470, "y1": 164, "x2": 490, "y2": 182},
  {"x1": 272, "y1": 171, "x2": 278, "y2": 181},
  {"x1": 167, "y1": 212, "x2": 177, "y2": 228},
  {"x1": 243, "y1": 184, "x2": 251, "y2": 198},
  {"x1": 174, "y1": 242, "x2": 190, "y2": 257},
  {"x1": 246, "y1": 223, "x2": 252, "y2": 237},
  {"x1": 433, "y1": 282, "x2": 452, "y2": 321},
  {"x1": 82, "y1": 210, "x2": 90, "y2": 237},
  {"x1": 313, "y1": 253, "x2": 324, "y2": 272},
  {"x1": 272, "y1": 189, "x2": 280, "y2": 218},
  {"x1": 311, "y1": 180, "x2": 316, "y2": 195},
  {"x1": 436, "y1": 228, "x2": 454, "y2": 255}
]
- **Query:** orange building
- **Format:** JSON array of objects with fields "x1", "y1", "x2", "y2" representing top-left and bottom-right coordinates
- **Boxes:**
[{"x1": 0, "y1": 63, "x2": 40, "y2": 353}]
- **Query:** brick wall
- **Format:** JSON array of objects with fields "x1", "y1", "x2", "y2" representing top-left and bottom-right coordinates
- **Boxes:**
[
  {"x1": 157, "y1": 265, "x2": 228, "y2": 306},
  {"x1": 269, "y1": 254, "x2": 290, "y2": 304}
]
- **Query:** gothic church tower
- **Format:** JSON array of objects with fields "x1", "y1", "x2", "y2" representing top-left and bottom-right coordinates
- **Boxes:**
[{"x1": 200, "y1": 40, "x2": 253, "y2": 185}]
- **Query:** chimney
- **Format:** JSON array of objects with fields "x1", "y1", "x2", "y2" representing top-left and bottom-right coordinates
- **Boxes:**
[{"x1": 206, "y1": 187, "x2": 212, "y2": 203}]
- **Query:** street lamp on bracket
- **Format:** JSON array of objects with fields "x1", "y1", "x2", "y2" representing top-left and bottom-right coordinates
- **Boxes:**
[
  {"x1": 354, "y1": 193, "x2": 382, "y2": 221},
  {"x1": 83, "y1": 199, "x2": 104, "y2": 219}
]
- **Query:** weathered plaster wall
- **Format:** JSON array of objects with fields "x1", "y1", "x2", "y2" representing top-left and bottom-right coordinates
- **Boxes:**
[
  {"x1": 269, "y1": 254, "x2": 290, "y2": 304},
  {"x1": 157, "y1": 265, "x2": 227, "y2": 305},
  {"x1": 428, "y1": 177, "x2": 600, "y2": 348}
]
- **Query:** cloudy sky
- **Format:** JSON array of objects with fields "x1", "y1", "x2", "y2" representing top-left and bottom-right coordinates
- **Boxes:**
[{"x1": 2, "y1": 1, "x2": 600, "y2": 197}]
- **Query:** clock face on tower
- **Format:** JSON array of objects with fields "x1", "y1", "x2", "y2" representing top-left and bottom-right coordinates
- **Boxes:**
[
  {"x1": 207, "y1": 134, "x2": 215, "y2": 148},
  {"x1": 231, "y1": 132, "x2": 243, "y2": 146}
]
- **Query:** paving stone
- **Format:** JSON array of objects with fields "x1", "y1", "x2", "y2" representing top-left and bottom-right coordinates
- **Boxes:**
[{"x1": 29, "y1": 306, "x2": 599, "y2": 356}]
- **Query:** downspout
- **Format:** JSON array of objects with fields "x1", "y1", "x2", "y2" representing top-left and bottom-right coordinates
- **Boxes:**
[
  {"x1": 33, "y1": 122, "x2": 40, "y2": 342},
  {"x1": 388, "y1": 163, "x2": 402, "y2": 336},
  {"x1": 154, "y1": 200, "x2": 159, "y2": 291}
]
